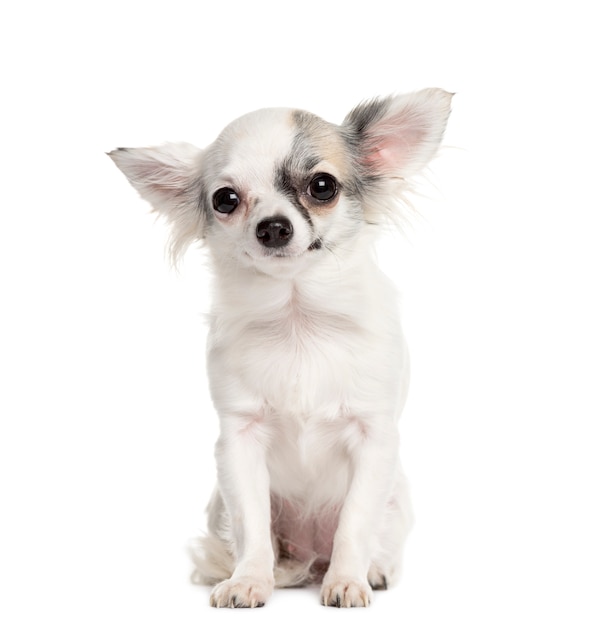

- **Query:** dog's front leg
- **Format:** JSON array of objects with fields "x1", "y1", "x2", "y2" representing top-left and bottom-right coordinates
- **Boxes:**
[
  {"x1": 321, "y1": 422, "x2": 399, "y2": 608},
  {"x1": 209, "y1": 414, "x2": 274, "y2": 608}
]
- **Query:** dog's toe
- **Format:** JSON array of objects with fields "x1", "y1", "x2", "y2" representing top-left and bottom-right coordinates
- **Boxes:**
[
  {"x1": 320, "y1": 577, "x2": 372, "y2": 608},
  {"x1": 367, "y1": 565, "x2": 389, "y2": 590},
  {"x1": 209, "y1": 576, "x2": 272, "y2": 608}
]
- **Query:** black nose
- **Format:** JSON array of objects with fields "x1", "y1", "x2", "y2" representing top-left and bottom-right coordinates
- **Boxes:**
[{"x1": 256, "y1": 217, "x2": 294, "y2": 248}]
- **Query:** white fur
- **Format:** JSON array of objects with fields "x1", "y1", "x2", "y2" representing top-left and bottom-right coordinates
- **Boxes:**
[{"x1": 109, "y1": 88, "x2": 452, "y2": 608}]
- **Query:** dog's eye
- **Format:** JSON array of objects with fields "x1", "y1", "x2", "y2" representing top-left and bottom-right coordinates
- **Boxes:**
[
  {"x1": 212, "y1": 188, "x2": 240, "y2": 214},
  {"x1": 308, "y1": 174, "x2": 337, "y2": 202}
]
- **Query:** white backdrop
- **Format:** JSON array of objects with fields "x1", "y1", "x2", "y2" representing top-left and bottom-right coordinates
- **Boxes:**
[{"x1": 1, "y1": 1, "x2": 599, "y2": 624}]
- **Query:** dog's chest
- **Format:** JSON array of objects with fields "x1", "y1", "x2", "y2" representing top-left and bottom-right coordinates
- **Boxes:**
[{"x1": 235, "y1": 300, "x2": 364, "y2": 415}]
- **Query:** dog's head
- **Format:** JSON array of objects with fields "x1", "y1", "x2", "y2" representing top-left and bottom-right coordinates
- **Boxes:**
[{"x1": 110, "y1": 89, "x2": 452, "y2": 277}]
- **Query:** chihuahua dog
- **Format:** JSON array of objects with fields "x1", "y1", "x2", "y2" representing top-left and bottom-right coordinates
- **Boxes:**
[{"x1": 109, "y1": 88, "x2": 451, "y2": 608}]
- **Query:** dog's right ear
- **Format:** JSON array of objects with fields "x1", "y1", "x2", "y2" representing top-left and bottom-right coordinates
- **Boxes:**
[{"x1": 108, "y1": 143, "x2": 205, "y2": 260}]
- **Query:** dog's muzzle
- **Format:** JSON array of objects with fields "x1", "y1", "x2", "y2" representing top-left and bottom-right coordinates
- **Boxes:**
[{"x1": 256, "y1": 217, "x2": 293, "y2": 248}]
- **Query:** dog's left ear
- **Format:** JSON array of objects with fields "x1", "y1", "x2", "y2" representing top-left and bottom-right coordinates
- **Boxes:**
[
  {"x1": 108, "y1": 143, "x2": 205, "y2": 260},
  {"x1": 344, "y1": 88, "x2": 453, "y2": 179}
]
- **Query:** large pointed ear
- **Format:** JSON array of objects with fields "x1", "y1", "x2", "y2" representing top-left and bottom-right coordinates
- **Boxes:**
[
  {"x1": 344, "y1": 88, "x2": 453, "y2": 179},
  {"x1": 108, "y1": 142, "x2": 206, "y2": 260}
]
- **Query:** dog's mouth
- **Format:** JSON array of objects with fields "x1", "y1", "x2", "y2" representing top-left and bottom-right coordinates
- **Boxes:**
[
  {"x1": 269, "y1": 239, "x2": 322, "y2": 257},
  {"x1": 246, "y1": 239, "x2": 323, "y2": 260},
  {"x1": 241, "y1": 238, "x2": 326, "y2": 277}
]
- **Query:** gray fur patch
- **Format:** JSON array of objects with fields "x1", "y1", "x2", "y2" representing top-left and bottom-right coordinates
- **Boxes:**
[{"x1": 274, "y1": 159, "x2": 313, "y2": 226}]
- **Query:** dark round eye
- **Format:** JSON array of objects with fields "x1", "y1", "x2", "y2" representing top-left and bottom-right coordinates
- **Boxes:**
[
  {"x1": 308, "y1": 174, "x2": 337, "y2": 202},
  {"x1": 212, "y1": 187, "x2": 240, "y2": 214}
]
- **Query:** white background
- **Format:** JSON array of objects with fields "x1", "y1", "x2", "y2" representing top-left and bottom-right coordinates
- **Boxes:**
[{"x1": 1, "y1": 1, "x2": 599, "y2": 624}]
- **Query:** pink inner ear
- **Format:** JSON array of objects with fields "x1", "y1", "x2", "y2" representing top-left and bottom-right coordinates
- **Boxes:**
[
  {"x1": 364, "y1": 145, "x2": 398, "y2": 170},
  {"x1": 363, "y1": 125, "x2": 427, "y2": 175},
  {"x1": 131, "y1": 159, "x2": 189, "y2": 199},
  {"x1": 151, "y1": 165, "x2": 189, "y2": 196}
]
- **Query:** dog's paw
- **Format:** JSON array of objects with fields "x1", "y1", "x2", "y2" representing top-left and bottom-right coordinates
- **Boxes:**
[
  {"x1": 209, "y1": 576, "x2": 272, "y2": 608},
  {"x1": 367, "y1": 564, "x2": 389, "y2": 590},
  {"x1": 320, "y1": 577, "x2": 373, "y2": 608}
]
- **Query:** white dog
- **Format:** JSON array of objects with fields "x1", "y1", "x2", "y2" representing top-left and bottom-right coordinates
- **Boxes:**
[{"x1": 109, "y1": 88, "x2": 452, "y2": 608}]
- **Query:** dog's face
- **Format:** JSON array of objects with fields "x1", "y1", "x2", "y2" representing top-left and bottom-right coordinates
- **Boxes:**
[
  {"x1": 110, "y1": 89, "x2": 452, "y2": 276},
  {"x1": 200, "y1": 107, "x2": 365, "y2": 277}
]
